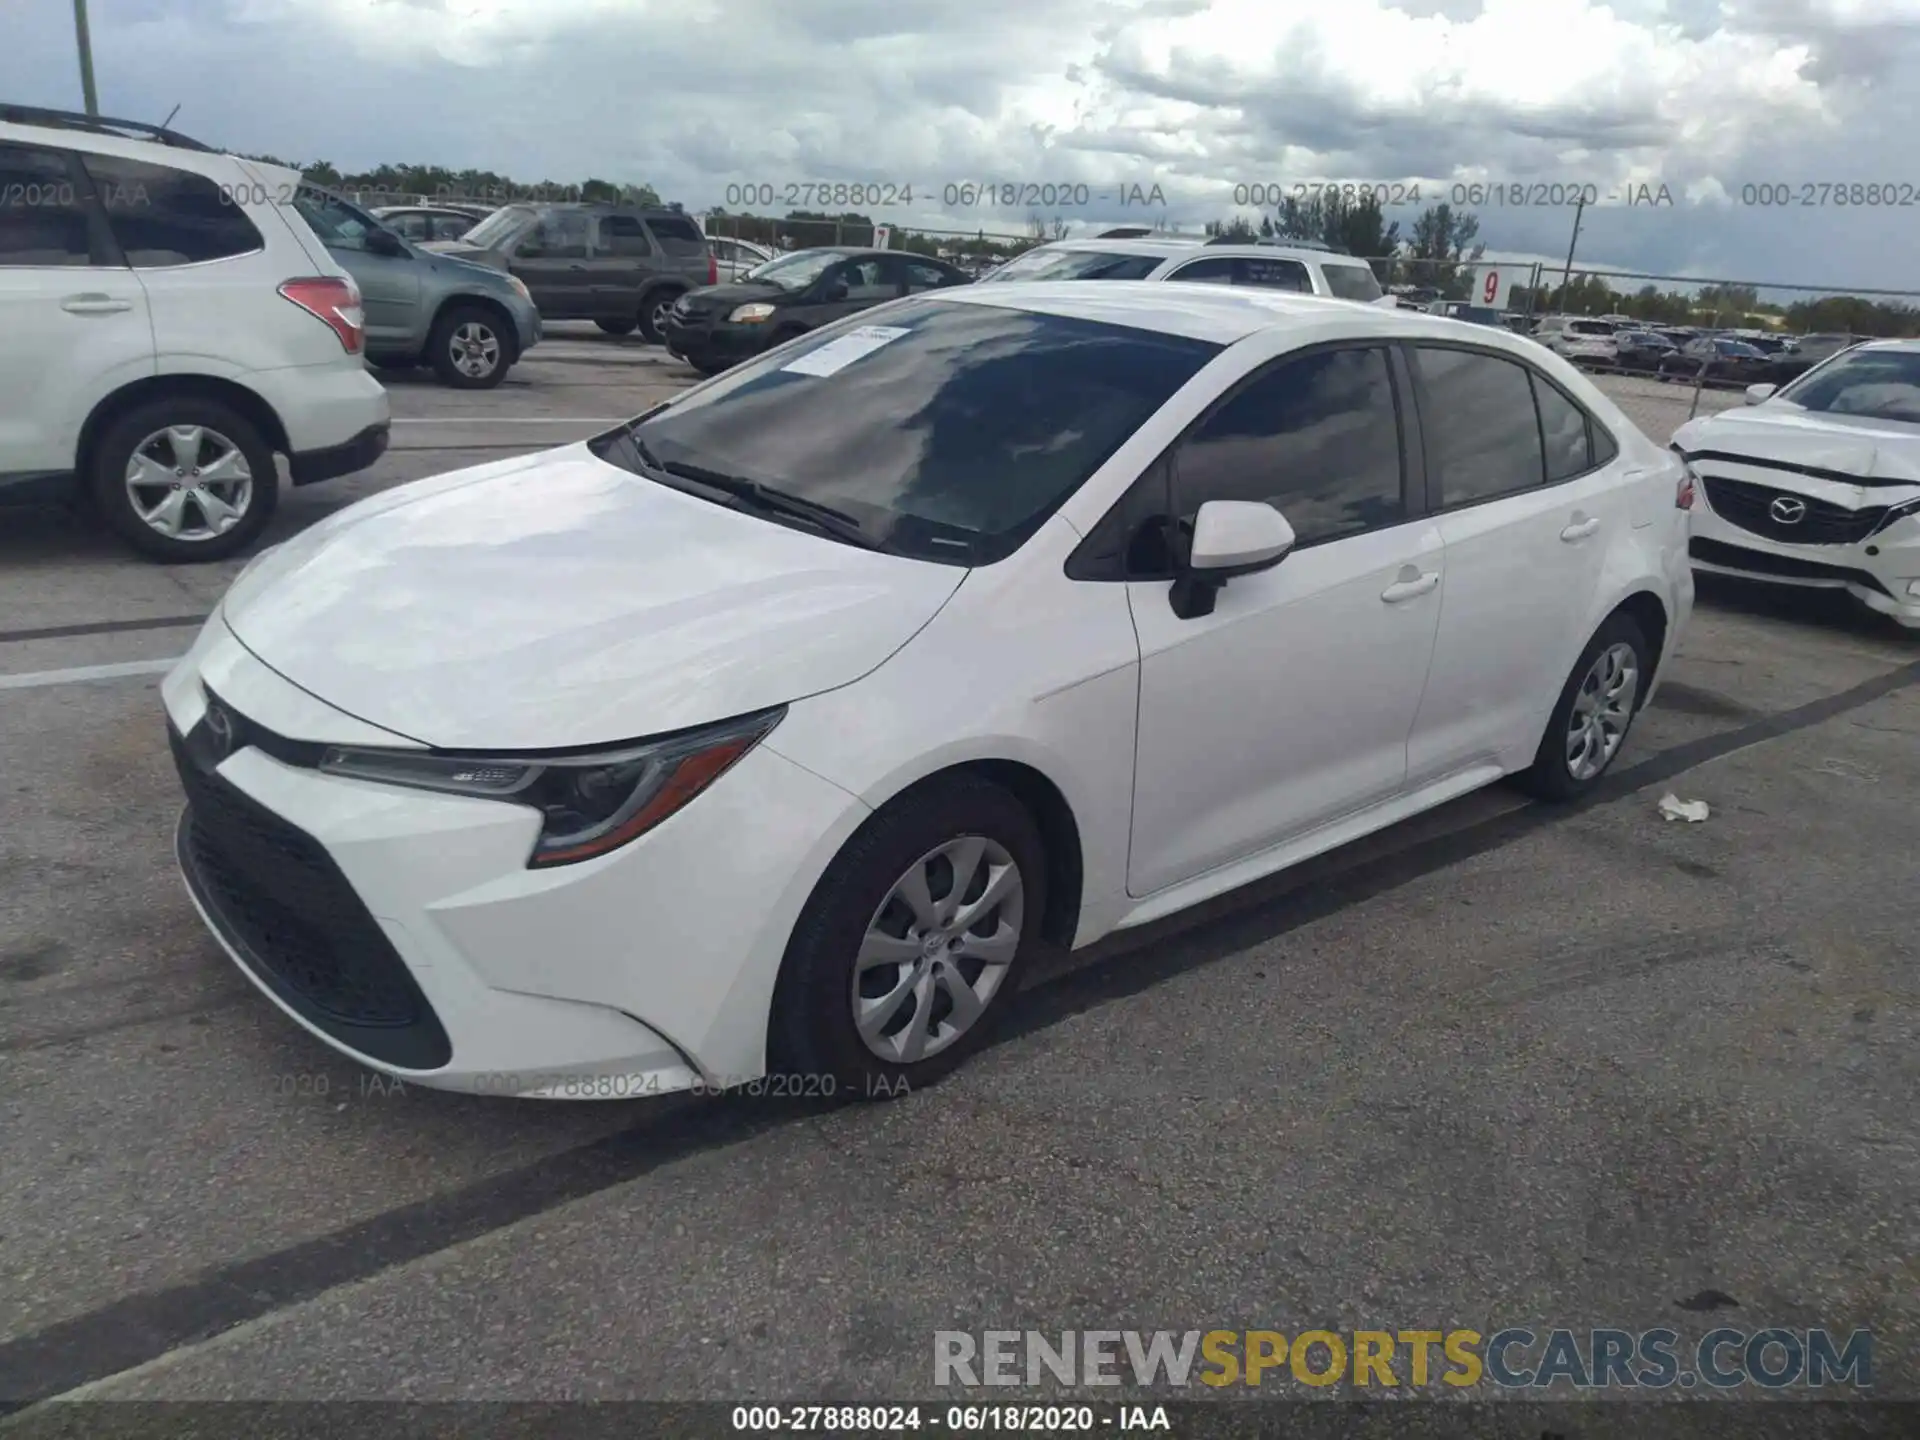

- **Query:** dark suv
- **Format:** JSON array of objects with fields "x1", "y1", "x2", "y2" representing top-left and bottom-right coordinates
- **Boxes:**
[{"x1": 425, "y1": 202, "x2": 716, "y2": 341}]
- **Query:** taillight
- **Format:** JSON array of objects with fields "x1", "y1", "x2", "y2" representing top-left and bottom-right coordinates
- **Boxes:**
[
  {"x1": 707, "y1": 252, "x2": 718, "y2": 286},
  {"x1": 279, "y1": 277, "x2": 364, "y2": 354},
  {"x1": 1676, "y1": 466, "x2": 1696, "y2": 510}
]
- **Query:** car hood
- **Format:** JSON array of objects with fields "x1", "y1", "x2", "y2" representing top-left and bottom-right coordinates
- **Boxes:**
[
  {"x1": 218, "y1": 445, "x2": 967, "y2": 750},
  {"x1": 418, "y1": 240, "x2": 505, "y2": 269},
  {"x1": 1673, "y1": 406, "x2": 1920, "y2": 488},
  {"x1": 684, "y1": 281, "x2": 787, "y2": 308}
]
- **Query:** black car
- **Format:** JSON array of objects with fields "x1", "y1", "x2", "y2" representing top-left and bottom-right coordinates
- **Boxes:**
[
  {"x1": 1765, "y1": 333, "x2": 1863, "y2": 385},
  {"x1": 1658, "y1": 336, "x2": 1771, "y2": 384},
  {"x1": 1613, "y1": 329, "x2": 1678, "y2": 370},
  {"x1": 663, "y1": 248, "x2": 971, "y2": 376}
]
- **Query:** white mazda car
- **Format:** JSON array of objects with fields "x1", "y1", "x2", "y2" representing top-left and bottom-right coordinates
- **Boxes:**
[
  {"x1": 1673, "y1": 339, "x2": 1920, "y2": 629},
  {"x1": 163, "y1": 283, "x2": 1693, "y2": 1100}
]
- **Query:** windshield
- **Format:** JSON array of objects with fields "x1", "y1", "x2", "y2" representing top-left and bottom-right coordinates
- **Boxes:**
[
  {"x1": 1777, "y1": 349, "x2": 1920, "y2": 423},
  {"x1": 292, "y1": 189, "x2": 388, "y2": 250},
  {"x1": 976, "y1": 248, "x2": 1166, "y2": 283},
  {"x1": 744, "y1": 249, "x2": 849, "y2": 290},
  {"x1": 1320, "y1": 263, "x2": 1383, "y2": 302},
  {"x1": 592, "y1": 297, "x2": 1220, "y2": 565},
  {"x1": 462, "y1": 205, "x2": 536, "y2": 248}
]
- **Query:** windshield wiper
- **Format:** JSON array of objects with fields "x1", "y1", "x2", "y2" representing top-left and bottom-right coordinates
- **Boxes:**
[{"x1": 658, "y1": 459, "x2": 883, "y2": 550}]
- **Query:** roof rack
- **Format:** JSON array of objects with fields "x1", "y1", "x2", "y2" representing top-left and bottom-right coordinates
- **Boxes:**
[
  {"x1": 0, "y1": 103, "x2": 216, "y2": 152},
  {"x1": 1096, "y1": 226, "x2": 1154, "y2": 239}
]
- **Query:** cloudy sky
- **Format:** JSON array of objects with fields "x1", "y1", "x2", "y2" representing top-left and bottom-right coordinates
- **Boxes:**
[{"x1": 7, "y1": 0, "x2": 1919, "y2": 293}]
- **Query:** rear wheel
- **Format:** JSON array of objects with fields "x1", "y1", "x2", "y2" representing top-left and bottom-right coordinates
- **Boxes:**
[
  {"x1": 90, "y1": 396, "x2": 278, "y2": 563},
  {"x1": 427, "y1": 305, "x2": 510, "y2": 389},
  {"x1": 1519, "y1": 612, "x2": 1652, "y2": 801},
  {"x1": 596, "y1": 317, "x2": 636, "y2": 336},
  {"x1": 769, "y1": 776, "x2": 1046, "y2": 1098}
]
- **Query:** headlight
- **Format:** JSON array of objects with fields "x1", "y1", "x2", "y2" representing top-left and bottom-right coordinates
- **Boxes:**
[
  {"x1": 729, "y1": 303, "x2": 776, "y2": 323},
  {"x1": 318, "y1": 708, "x2": 783, "y2": 868}
]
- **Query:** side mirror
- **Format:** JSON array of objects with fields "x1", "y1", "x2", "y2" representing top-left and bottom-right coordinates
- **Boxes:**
[
  {"x1": 1744, "y1": 383, "x2": 1777, "y2": 405},
  {"x1": 1169, "y1": 501, "x2": 1296, "y2": 619},
  {"x1": 365, "y1": 228, "x2": 406, "y2": 257}
]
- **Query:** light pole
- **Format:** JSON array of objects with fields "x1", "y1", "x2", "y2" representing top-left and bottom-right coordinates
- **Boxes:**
[
  {"x1": 73, "y1": 0, "x2": 100, "y2": 115},
  {"x1": 1557, "y1": 192, "x2": 1586, "y2": 312}
]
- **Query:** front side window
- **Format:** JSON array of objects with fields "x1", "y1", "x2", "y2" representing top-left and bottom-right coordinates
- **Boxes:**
[
  {"x1": 84, "y1": 154, "x2": 262, "y2": 266},
  {"x1": 1319, "y1": 262, "x2": 1384, "y2": 301},
  {"x1": 832, "y1": 258, "x2": 896, "y2": 302},
  {"x1": 593, "y1": 298, "x2": 1220, "y2": 565},
  {"x1": 383, "y1": 212, "x2": 431, "y2": 241},
  {"x1": 744, "y1": 248, "x2": 847, "y2": 290},
  {"x1": 977, "y1": 247, "x2": 1165, "y2": 282},
  {"x1": 1777, "y1": 348, "x2": 1920, "y2": 423},
  {"x1": 0, "y1": 144, "x2": 97, "y2": 267},
  {"x1": 904, "y1": 260, "x2": 955, "y2": 293},
  {"x1": 522, "y1": 210, "x2": 589, "y2": 258},
  {"x1": 1415, "y1": 347, "x2": 1545, "y2": 507},
  {"x1": 1173, "y1": 346, "x2": 1405, "y2": 546}
]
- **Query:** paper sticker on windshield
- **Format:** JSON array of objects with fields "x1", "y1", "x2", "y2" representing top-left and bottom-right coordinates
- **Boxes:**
[{"x1": 782, "y1": 325, "x2": 911, "y2": 377}]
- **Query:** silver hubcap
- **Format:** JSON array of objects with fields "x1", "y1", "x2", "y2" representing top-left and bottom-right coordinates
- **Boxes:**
[
  {"x1": 651, "y1": 298, "x2": 674, "y2": 334},
  {"x1": 124, "y1": 425, "x2": 252, "y2": 542},
  {"x1": 1566, "y1": 641, "x2": 1639, "y2": 781},
  {"x1": 450, "y1": 322, "x2": 500, "y2": 377},
  {"x1": 852, "y1": 835, "x2": 1023, "y2": 1064}
]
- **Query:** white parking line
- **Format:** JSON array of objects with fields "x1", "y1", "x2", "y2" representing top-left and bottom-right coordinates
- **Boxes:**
[{"x1": 0, "y1": 657, "x2": 180, "y2": 691}]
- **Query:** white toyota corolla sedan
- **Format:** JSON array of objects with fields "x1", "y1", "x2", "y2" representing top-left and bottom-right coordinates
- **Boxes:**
[
  {"x1": 1673, "y1": 338, "x2": 1920, "y2": 629},
  {"x1": 163, "y1": 283, "x2": 1694, "y2": 1099}
]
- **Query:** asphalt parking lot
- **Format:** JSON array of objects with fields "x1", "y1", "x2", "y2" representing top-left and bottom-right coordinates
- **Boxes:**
[{"x1": 1, "y1": 332, "x2": 1915, "y2": 1413}]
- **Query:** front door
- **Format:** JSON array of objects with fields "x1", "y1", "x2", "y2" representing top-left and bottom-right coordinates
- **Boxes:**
[
  {"x1": 506, "y1": 211, "x2": 592, "y2": 317},
  {"x1": 1126, "y1": 344, "x2": 1444, "y2": 897}
]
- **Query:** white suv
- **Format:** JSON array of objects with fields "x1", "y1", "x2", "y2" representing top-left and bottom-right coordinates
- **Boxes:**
[
  {"x1": 0, "y1": 106, "x2": 390, "y2": 562},
  {"x1": 1534, "y1": 315, "x2": 1623, "y2": 367},
  {"x1": 978, "y1": 237, "x2": 1391, "y2": 304}
]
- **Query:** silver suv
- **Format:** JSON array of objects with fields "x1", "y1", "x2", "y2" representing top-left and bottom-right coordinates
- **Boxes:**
[{"x1": 978, "y1": 237, "x2": 1389, "y2": 304}]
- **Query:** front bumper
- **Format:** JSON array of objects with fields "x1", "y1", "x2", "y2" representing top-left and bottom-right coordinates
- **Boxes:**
[
  {"x1": 288, "y1": 421, "x2": 389, "y2": 486},
  {"x1": 161, "y1": 617, "x2": 868, "y2": 1096},
  {"x1": 662, "y1": 313, "x2": 774, "y2": 368},
  {"x1": 1690, "y1": 492, "x2": 1920, "y2": 628}
]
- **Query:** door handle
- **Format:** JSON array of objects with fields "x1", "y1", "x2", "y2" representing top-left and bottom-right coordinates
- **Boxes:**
[
  {"x1": 1380, "y1": 570, "x2": 1440, "y2": 604},
  {"x1": 1561, "y1": 516, "x2": 1602, "y2": 542},
  {"x1": 61, "y1": 295, "x2": 133, "y2": 315}
]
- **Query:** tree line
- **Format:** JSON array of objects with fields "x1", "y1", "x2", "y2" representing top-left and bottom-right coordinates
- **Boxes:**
[{"x1": 257, "y1": 157, "x2": 1919, "y2": 336}]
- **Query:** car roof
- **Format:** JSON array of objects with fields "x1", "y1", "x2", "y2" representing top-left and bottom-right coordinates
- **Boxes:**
[
  {"x1": 1030, "y1": 237, "x2": 1368, "y2": 265},
  {"x1": 933, "y1": 279, "x2": 1544, "y2": 348},
  {"x1": 1854, "y1": 338, "x2": 1920, "y2": 354}
]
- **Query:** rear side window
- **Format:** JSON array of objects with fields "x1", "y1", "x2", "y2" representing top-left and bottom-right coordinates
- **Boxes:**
[
  {"x1": 645, "y1": 214, "x2": 708, "y2": 256},
  {"x1": 384, "y1": 211, "x2": 431, "y2": 241},
  {"x1": 0, "y1": 144, "x2": 98, "y2": 267},
  {"x1": 1320, "y1": 262, "x2": 1383, "y2": 301},
  {"x1": 1166, "y1": 257, "x2": 1237, "y2": 284},
  {"x1": 979, "y1": 248, "x2": 1164, "y2": 282},
  {"x1": 82, "y1": 155, "x2": 263, "y2": 266},
  {"x1": 598, "y1": 214, "x2": 653, "y2": 257},
  {"x1": 1235, "y1": 257, "x2": 1312, "y2": 293},
  {"x1": 1174, "y1": 346, "x2": 1405, "y2": 546},
  {"x1": 1415, "y1": 347, "x2": 1544, "y2": 507},
  {"x1": 1533, "y1": 375, "x2": 1593, "y2": 481}
]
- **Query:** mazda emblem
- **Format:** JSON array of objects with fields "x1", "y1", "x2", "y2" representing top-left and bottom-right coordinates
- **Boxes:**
[
  {"x1": 1769, "y1": 496, "x2": 1808, "y2": 525},
  {"x1": 203, "y1": 701, "x2": 235, "y2": 758}
]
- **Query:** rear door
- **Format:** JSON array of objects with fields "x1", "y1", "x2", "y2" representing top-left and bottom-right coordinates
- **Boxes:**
[
  {"x1": 588, "y1": 213, "x2": 653, "y2": 318},
  {"x1": 0, "y1": 141, "x2": 153, "y2": 486},
  {"x1": 1403, "y1": 344, "x2": 1627, "y2": 783}
]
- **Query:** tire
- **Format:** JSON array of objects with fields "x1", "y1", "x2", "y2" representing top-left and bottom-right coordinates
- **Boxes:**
[
  {"x1": 89, "y1": 396, "x2": 279, "y2": 563},
  {"x1": 638, "y1": 288, "x2": 683, "y2": 344},
  {"x1": 768, "y1": 775, "x2": 1047, "y2": 1099},
  {"x1": 367, "y1": 354, "x2": 417, "y2": 372},
  {"x1": 427, "y1": 304, "x2": 511, "y2": 389},
  {"x1": 596, "y1": 318, "x2": 637, "y2": 336},
  {"x1": 1519, "y1": 611, "x2": 1653, "y2": 802}
]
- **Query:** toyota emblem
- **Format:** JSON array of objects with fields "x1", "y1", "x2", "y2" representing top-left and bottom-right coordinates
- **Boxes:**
[
  {"x1": 203, "y1": 700, "x2": 235, "y2": 758},
  {"x1": 1769, "y1": 496, "x2": 1808, "y2": 525}
]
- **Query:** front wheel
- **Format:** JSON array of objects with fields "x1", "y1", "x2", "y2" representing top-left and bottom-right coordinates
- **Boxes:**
[
  {"x1": 769, "y1": 776, "x2": 1047, "y2": 1099},
  {"x1": 1519, "y1": 612, "x2": 1652, "y2": 801},
  {"x1": 89, "y1": 397, "x2": 279, "y2": 563},
  {"x1": 638, "y1": 289, "x2": 682, "y2": 343},
  {"x1": 428, "y1": 305, "x2": 510, "y2": 389}
]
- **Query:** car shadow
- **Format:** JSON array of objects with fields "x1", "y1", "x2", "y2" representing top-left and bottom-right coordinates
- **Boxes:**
[{"x1": 1692, "y1": 572, "x2": 1919, "y2": 648}]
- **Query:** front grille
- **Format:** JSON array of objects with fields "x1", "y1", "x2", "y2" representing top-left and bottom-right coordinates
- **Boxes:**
[
  {"x1": 1690, "y1": 537, "x2": 1892, "y2": 596},
  {"x1": 170, "y1": 719, "x2": 452, "y2": 1069},
  {"x1": 1700, "y1": 476, "x2": 1888, "y2": 545}
]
